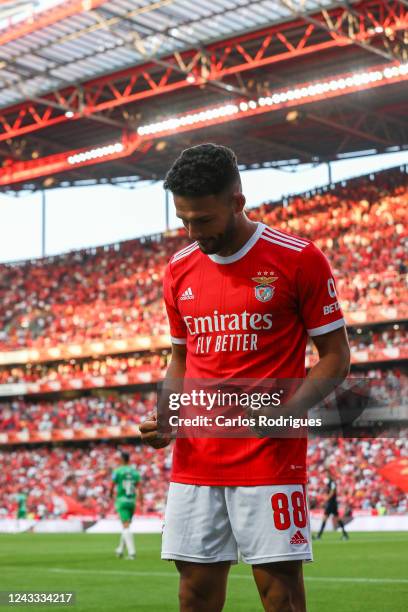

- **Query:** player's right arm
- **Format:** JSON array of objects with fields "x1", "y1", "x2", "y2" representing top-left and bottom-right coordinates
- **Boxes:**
[
  {"x1": 140, "y1": 342, "x2": 186, "y2": 448},
  {"x1": 140, "y1": 261, "x2": 187, "y2": 449}
]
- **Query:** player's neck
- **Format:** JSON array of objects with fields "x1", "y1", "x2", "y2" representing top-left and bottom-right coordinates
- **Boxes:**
[{"x1": 216, "y1": 219, "x2": 259, "y2": 257}]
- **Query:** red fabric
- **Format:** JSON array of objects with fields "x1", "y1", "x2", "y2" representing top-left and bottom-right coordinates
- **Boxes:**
[
  {"x1": 53, "y1": 494, "x2": 94, "y2": 517},
  {"x1": 379, "y1": 459, "x2": 408, "y2": 493}
]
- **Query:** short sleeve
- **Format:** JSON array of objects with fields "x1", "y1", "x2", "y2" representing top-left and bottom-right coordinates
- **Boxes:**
[
  {"x1": 112, "y1": 470, "x2": 117, "y2": 482},
  {"x1": 297, "y1": 243, "x2": 346, "y2": 337},
  {"x1": 163, "y1": 263, "x2": 187, "y2": 344}
]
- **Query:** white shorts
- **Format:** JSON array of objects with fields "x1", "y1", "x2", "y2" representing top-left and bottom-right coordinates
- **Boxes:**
[{"x1": 162, "y1": 483, "x2": 313, "y2": 565}]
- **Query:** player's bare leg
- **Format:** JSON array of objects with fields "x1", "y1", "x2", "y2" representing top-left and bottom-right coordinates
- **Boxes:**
[
  {"x1": 315, "y1": 512, "x2": 329, "y2": 540},
  {"x1": 252, "y1": 560, "x2": 306, "y2": 612},
  {"x1": 332, "y1": 516, "x2": 349, "y2": 540},
  {"x1": 175, "y1": 561, "x2": 231, "y2": 612}
]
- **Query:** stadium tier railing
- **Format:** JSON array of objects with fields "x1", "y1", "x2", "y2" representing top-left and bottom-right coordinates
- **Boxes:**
[
  {"x1": 0, "y1": 424, "x2": 141, "y2": 446},
  {"x1": 0, "y1": 346, "x2": 405, "y2": 400},
  {"x1": 0, "y1": 304, "x2": 406, "y2": 367}
]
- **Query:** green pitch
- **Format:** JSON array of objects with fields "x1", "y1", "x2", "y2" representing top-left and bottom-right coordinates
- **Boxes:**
[{"x1": 1, "y1": 532, "x2": 407, "y2": 611}]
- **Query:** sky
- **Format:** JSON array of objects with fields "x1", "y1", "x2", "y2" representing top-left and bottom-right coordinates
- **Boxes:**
[{"x1": 0, "y1": 150, "x2": 407, "y2": 264}]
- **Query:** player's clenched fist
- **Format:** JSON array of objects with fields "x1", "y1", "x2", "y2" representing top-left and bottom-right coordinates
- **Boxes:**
[{"x1": 139, "y1": 414, "x2": 171, "y2": 449}]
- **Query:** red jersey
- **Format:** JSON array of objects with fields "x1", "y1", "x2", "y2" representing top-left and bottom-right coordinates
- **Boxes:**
[{"x1": 163, "y1": 222, "x2": 345, "y2": 485}]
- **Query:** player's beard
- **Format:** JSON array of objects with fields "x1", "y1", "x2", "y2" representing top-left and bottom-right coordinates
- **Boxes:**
[{"x1": 197, "y1": 215, "x2": 236, "y2": 255}]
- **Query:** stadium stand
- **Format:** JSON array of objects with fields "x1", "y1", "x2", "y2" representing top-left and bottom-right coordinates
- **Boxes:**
[
  {"x1": 0, "y1": 391, "x2": 155, "y2": 434},
  {"x1": 1, "y1": 437, "x2": 406, "y2": 520},
  {"x1": 307, "y1": 437, "x2": 408, "y2": 515},
  {"x1": 0, "y1": 353, "x2": 169, "y2": 390},
  {"x1": 0, "y1": 443, "x2": 171, "y2": 519},
  {"x1": 0, "y1": 167, "x2": 406, "y2": 353},
  {"x1": 0, "y1": 326, "x2": 405, "y2": 390},
  {"x1": 0, "y1": 370, "x2": 405, "y2": 436}
]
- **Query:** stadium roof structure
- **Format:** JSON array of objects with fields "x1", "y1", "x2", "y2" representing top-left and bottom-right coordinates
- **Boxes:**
[{"x1": 0, "y1": 0, "x2": 407, "y2": 193}]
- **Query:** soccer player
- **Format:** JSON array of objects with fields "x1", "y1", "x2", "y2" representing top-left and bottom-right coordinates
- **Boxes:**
[
  {"x1": 315, "y1": 469, "x2": 349, "y2": 540},
  {"x1": 140, "y1": 144, "x2": 350, "y2": 612},
  {"x1": 16, "y1": 491, "x2": 27, "y2": 520},
  {"x1": 110, "y1": 451, "x2": 143, "y2": 560}
]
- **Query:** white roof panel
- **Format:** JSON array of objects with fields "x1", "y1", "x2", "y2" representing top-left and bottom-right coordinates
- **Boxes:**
[{"x1": 0, "y1": 0, "x2": 348, "y2": 108}]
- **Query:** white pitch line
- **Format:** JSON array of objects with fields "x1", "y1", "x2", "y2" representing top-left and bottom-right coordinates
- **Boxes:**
[
  {"x1": 310, "y1": 538, "x2": 408, "y2": 545},
  {"x1": 47, "y1": 568, "x2": 408, "y2": 584}
]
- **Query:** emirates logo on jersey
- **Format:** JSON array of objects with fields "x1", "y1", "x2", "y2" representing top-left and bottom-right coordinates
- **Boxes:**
[{"x1": 252, "y1": 271, "x2": 278, "y2": 303}]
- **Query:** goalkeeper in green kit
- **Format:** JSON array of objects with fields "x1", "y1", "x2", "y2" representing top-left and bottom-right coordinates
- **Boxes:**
[{"x1": 110, "y1": 451, "x2": 143, "y2": 560}]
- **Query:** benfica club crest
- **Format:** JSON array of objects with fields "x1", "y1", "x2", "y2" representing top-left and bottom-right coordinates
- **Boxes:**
[{"x1": 252, "y1": 273, "x2": 278, "y2": 302}]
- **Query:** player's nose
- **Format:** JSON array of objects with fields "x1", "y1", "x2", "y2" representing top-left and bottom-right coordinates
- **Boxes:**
[{"x1": 186, "y1": 225, "x2": 202, "y2": 241}]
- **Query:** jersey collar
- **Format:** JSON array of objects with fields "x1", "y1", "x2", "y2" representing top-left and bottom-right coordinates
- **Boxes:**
[{"x1": 207, "y1": 222, "x2": 263, "y2": 265}]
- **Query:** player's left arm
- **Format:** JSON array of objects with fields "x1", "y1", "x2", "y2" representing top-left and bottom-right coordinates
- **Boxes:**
[
  {"x1": 279, "y1": 327, "x2": 350, "y2": 418},
  {"x1": 310, "y1": 326, "x2": 350, "y2": 380},
  {"x1": 279, "y1": 243, "x2": 350, "y2": 416},
  {"x1": 299, "y1": 241, "x2": 350, "y2": 381}
]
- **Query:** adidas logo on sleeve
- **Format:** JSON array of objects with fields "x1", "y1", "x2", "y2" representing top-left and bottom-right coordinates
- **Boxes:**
[{"x1": 179, "y1": 287, "x2": 194, "y2": 301}]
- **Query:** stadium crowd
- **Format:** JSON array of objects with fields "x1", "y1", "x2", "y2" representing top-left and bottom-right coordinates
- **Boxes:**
[
  {"x1": 0, "y1": 437, "x2": 406, "y2": 519},
  {"x1": 307, "y1": 437, "x2": 408, "y2": 515},
  {"x1": 0, "y1": 167, "x2": 406, "y2": 351},
  {"x1": 0, "y1": 391, "x2": 156, "y2": 433},
  {"x1": 312, "y1": 325, "x2": 407, "y2": 360},
  {"x1": 0, "y1": 443, "x2": 171, "y2": 518},
  {"x1": 249, "y1": 171, "x2": 407, "y2": 315},
  {"x1": 0, "y1": 326, "x2": 405, "y2": 388},
  {"x1": 0, "y1": 352, "x2": 169, "y2": 387},
  {"x1": 0, "y1": 369, "x2": 405, "y2": 435}
]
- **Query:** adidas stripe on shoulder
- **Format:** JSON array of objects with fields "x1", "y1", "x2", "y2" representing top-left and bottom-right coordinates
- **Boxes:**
[
  {"x1": 260, "y1": 226, "x2": 310, "y2": 253},
  {"x1": 171, "y1": 242, "x2": 199, "y2": 263}
]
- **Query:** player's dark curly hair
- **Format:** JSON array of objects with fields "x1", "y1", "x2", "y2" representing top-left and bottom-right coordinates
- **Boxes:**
[{"x1": 163, "y1": 143, "x2": 240, "y2": 197}]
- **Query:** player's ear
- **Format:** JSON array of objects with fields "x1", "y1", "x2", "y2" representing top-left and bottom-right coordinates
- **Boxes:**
[{"x1": 232, "y1": 191, "x2": 246, "y2": 213}]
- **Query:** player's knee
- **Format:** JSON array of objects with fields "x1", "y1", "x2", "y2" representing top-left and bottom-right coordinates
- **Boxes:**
[
  {"x1": 255, "y1": 563, "x2": 304, "y2": 612},
  {"x1": 258, "y1": 581, "x2": 293, "y2": 612},
  {"x1": 178, "y1": 580, "x2": 225, "y2": 612}
]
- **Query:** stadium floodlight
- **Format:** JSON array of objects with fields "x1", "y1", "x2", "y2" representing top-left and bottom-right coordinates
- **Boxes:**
[
  {"x1": 67, "y1": 142, "x2": 124, "y2": 165},
  {"x1": 135, "y1": 63, "x2": 407, "y2": 138},
  {"x1": 137, "y1": 103, "x2": 240, "y2": 136}
]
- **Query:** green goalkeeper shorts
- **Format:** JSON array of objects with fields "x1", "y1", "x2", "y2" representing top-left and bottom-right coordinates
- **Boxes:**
[{"x1": 115, "y1": 498, "x2": 136, "y2": 523}]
